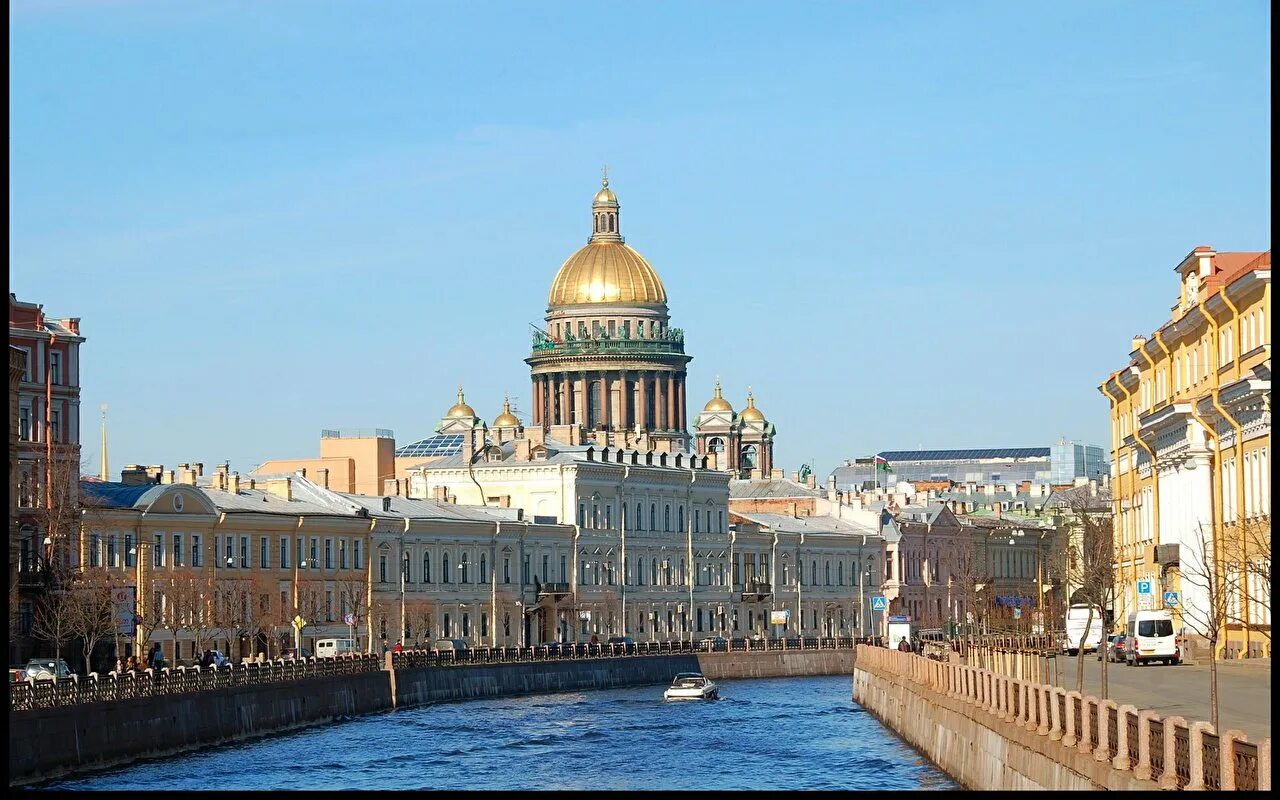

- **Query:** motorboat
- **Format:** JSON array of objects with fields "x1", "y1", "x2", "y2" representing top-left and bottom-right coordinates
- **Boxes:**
[{"x1": 663, "y1": 672, "x2": 718, "y2": 700}]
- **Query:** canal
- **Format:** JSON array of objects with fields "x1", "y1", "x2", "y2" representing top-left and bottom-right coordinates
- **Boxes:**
[{"x1": 45, "y1": 675, "x2": 955, "y2": 790}]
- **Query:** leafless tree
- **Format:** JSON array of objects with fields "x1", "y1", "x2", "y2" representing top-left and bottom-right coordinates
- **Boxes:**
[
  {"x1": 219, "y1": 579, "x2": 257, "y2": 661},
  {"x1": 28, "y1": 560, "x2": 77, "y2": 664},
  {"x1": 67, "y1": 571, "x2": 120, "y2": 674},
  {"x1": 945, "y1": 529, "x2": 986, "y2": 640},
  {"x1": 335, "y1": 575, "x2": 370, "y2": 651},
  {"x1": 170, "y1": 574, "x2": 218, "y2": 662},
  {"x1": 1179, "y1": 521, "x2": 1232, "y2": 731},
  {"x1": 404, "y1": 601, "x2": 435, "y2": 648},
  {"x1": 1061, "y1": 489, "x2": 1116, "y2": 697},
  {"x1": 240, "y1": 573, "x2": 279, "y2": 660},
  {"x1": 1222, "y1": 516, "x2": 1271, "y2": 643}
]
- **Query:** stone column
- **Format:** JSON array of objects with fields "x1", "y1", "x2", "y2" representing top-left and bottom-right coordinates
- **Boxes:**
[
  {"x1": 576, "y1": 372, "x2": 588, "y2": 428},
  {"x1": 1096, "y1": 699, "x2": 1117, "y2": 761},
  {"x1": 559, "y1": 373, "x2": 570, "y2": 425},
  {"x1": 1078, "y1": 696, "x2": 1095, "y2": 755},
  {"x1": 676, "y1": 374, "x2": 686, "y2": 431},
  {"x1": 618, "y1": 372, "x2": 629, "y2": 431},
  {"x1": 1049, "y1": 687, "x2": 1064, "y2": 741},
  {"x1": 665, "y1": 372, "x2": 675, "y2": 432},
  {"x1": 637, "y1": 371, "x2": 649, "y2": 430},
  {"x1": 1135, "y1": 710, "x2": 1158, "y2": 781},
  {"x1": 1063, "y1": 690, "x2": 1081, "y2": 747},
  {"x1": 1113, "y1": 704, "x2": 1138, "y2": 771},
  {"x1": 1186, "y1": 720, "x2": 1214, "y2": 790},
  {"x1": 601, "y1": 373, "x2": 611, "y2": 431},
  {"x1": 1219, "y1": 729, "x2": 1247, "y2": 791},
  {"x1": 1159, "y1": 716, "x2": 1187, "y2": 789}
]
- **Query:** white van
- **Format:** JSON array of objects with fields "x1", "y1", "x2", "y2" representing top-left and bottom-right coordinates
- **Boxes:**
[
  {"x1": 1124, "y1": 610, "x2": 1179, "y2": 666},
  {"x1": 1062, "y1": 605, "x2": 1105, "y2": 654},
  {"x1": 315, "y1": 638, "x2": 358, "y2": 658}
]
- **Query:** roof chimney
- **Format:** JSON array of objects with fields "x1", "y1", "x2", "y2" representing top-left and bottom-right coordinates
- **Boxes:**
[
  {"x1": 229, "y1": 472, "x2": 241, "y2": 495},
  {"x1": 1131, "y1": 334, "x2": 1147, "y2": 351}
]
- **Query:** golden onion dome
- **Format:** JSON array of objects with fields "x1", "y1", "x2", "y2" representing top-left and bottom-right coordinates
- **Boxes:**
[
  {"x1": 702, "y1": 378, "x2": 734, "y2": 413},
  {"x1": 739, "y1": 388, "x2": 765, "y2": 422},
  {"x1": 548, "y1": 242, "x2": 667, "y2": 306},
  {"x1": 447, "y1": 386, "x2": 476, "y2": 418},
  {"x1": 493, "y1": 395, "x2": 520, "y2": 427},
  {"x1": 594, "y1": 185, "x2": 617, "y2": 204}
]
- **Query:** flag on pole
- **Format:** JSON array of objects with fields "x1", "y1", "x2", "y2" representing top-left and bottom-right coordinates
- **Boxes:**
[{"x1": 874, "y1": 455, "x2": 892, "y2": 472}]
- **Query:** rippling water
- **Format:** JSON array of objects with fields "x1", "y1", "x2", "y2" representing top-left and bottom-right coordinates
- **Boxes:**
[{"x1": 46, "y1": 676, "x2": 955, "y2": 790}]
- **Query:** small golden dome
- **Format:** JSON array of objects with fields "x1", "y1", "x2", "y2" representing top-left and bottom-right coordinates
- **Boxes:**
[
  {"x1": 548, "y1": 242, "x2": 667, "y2": 306},
  {"x1": 739, "y1": 388, "x2": 765, "y2": 422},
  {"x1": 493, "y1": 395, "x2": 520, "y2": 427},
  {"x1": 702, "y1": 378, "x2": 734, "y2": 413},
  {"x1": 594, "y1": 185, "x2": 617, "y2": 204},
  {"x1": 447, "y1": 386, "x2": 476, "y2": 418}
]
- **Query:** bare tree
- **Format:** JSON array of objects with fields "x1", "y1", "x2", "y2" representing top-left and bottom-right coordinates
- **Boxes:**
[
  {"x1": 67, "y1": 572, "x2": 119, "y2": 674},
  {"x1": 240, "y1": 573, "x2": 279, "y2": 660},
  {"x1": 1222, "y1": 516, "x2": 1271, "y2": 643},
  {"x1": 335, "y1": 575, "x2": 370, "y2": 651},
  {"x1": 28, "y1": 561, "x2": 77, "y2": 664},
  {"x1": 1061, "y1": 488, "x2": 1116, "y2": 697},
  {"x1": 219, "y1": 579, "x2": 257, "y2": 661},
  {"x1": 1179, "y1": 521, "x2": 1232, "y2": 731},
  {"x1": 170, "y1": 574, "x2": 218, "y2": 663},
  {"x1": 404, "y1": 601, "x2": 435, "y2": 648}
]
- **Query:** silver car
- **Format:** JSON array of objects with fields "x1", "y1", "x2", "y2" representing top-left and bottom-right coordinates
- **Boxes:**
[{"x1": 24, "y1": 658, "x2": 73, "y2": 681}]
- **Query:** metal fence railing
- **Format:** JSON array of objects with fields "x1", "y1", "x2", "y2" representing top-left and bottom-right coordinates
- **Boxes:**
[
  {"x1": 9, "y1": 654, "x2": 382, "y2": 713},
  {"x1": 856, "y1": 644, "x2": 1266, "y2": 791}
]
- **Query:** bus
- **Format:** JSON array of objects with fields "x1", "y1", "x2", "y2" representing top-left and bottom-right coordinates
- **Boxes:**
[{"x1": 1062, "y1": 604, "x2": 1105, "y2": 655}]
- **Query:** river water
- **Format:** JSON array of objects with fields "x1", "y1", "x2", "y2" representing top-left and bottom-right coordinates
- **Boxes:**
[{"x1": 45, "y1": 675, "x2": 955, "y2": 790}]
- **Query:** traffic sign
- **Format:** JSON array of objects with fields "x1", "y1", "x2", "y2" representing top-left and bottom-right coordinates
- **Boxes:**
[
  {"x1": 1137, "y1": 580, "x2": 1152, "y2": 595},
  {"x1": 292, "y1": 615, "x2": 307, "y2": 630},
  {"x1": 1013, "y1": 607, "x2": 1022, "y2": 619},
  {"x1": 343, "y1": 612, "x2": 356, "y2": 626},
  {"x1": 870, "y1": 596, "x2": 888, "y2": 612},
  {"x1": 1138, "y1": 594, "x2": 1153, "y2": 610},
  {"x1": 1163, "y1": 591, "x2": 1179, "y2": 607}
]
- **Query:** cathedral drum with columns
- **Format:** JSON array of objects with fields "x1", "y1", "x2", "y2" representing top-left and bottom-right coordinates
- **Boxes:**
[{"x1": 526, "y1": 177, "x2": 692, "y2": 449}]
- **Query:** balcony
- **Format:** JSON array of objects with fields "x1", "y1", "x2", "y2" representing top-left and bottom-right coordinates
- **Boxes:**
[
  {"x1": 740, "y1": 582, "x2": 771, "y2": 602},
  {"x1": 528, "y1": 330, "x2": 686, "y2": 360},
  {"x1": 535, "y1": 582, "x2": 571, "y2": 597}
]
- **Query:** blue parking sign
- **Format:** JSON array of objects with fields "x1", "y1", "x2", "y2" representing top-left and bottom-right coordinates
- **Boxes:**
[
  {"x1": 871, "y1": 596, "x2": 888, "y2": 611},
  {"x1": 1137, "y1": 580, "x2": 1152, "y2": 595},
  {"x1": 1163, "y1": 591, "x2": 1179, "y2": 607}
]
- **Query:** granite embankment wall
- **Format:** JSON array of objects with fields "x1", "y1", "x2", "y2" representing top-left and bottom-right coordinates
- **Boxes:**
[
  {"x1": 10, "y1": 670, "x2": 393, "y2": 786},
  {"x1": 11, "y1": 649, "x2": 855, "y2": 785},
  {"x1": 854, "y1": 649, "x2": 1159, "y2": 790}
]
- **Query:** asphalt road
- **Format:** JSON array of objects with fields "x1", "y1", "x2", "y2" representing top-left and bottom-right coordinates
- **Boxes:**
[{"x1": 1042, "y1": 653, "x2": 1271, "y2": 741}]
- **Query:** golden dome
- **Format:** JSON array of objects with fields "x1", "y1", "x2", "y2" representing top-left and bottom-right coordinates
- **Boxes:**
[
  {"x1": 447, "y1": 386, "x2": 476, "y2": 418},
  {"x1": 493, "y1": 395, "x2": 519, "y2": 427},
  {"x1": 702, "y1": 378, "x2": 734, "y2": 413},
  {"x1": 548, "y1": 241, "x2": 667, "y2": 306},
  {"x1": 739, "y1": 388, "x2": 765, "y2": 422},
  {"x1": 594, "y1": 185, "x2": 617, "y2": 204}
]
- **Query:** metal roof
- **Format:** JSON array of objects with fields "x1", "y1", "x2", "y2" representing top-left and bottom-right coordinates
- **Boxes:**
[
  {"x1": 729, "y1": 478, "x2": 823, "y2": 499},
  {"x1": 79, "y1": 481, "x2": 170, "y2": 509},
  {"x1": 395, "y1": 433, "x2": 466, "y2": 458},
  {"x1": 876, "y1": 448, "x2": 1050, "y2": 462}
]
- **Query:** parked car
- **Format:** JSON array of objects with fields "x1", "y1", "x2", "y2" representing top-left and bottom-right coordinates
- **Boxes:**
[
  {"x1": 1101, "y1": 634, "x2": 1126, "y2": 662},
  {"x1": 10, "y1": 664, "x2": 28, "y2": 683},
  {"x1": 432, "y1": 638, "x2": 470, "y2": 653},
  {"x1": 607, "y1": 636, "x2": 635, "y2": 648},
  {"x1": 282, "y1": 647, "x2": 312, "y2": 660},
  {"x1": 1125, "y1": 610, "x2": 1179, "y2": 666},
  {"x1": 703, "y1": 636, "x2": 729, "y2": 652},
  {"x1": 24, "y1": 658, "x2": 73, "y2": 682}
]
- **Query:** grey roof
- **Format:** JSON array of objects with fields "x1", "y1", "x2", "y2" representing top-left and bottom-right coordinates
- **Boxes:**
[
  {"x1": 729, "y1": 478, "x2": 823, "y2": 499},
  {"x1": 877, "y1": 448, "x2": 1050, "y2": 462},
  {"x1": 1046, "y1": 485, "x2": 1112, "y2": 510},
  {"x1": 894, "y1": 503, "x2": 947, "y2": 525},
  {"x1": 80, "y1": 481, "x2": 170, "y2": 509},
  {"x1": 336, "y1": 493, "x2": 526, "y2": 523},
  {"x1": 733, "y1": 511, "x2": 879, "y2": 537},
  {"x1": 421, "y1": 437, "x2": 703, "y2": 472},
  {"x1": 199, "y1": 486, "x2": 351, "y2": 517}
]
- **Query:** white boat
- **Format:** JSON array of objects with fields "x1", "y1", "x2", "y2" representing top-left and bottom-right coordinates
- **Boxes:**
[{"x1": 663, "y1": 672, "x2": 718, "y2": 700}]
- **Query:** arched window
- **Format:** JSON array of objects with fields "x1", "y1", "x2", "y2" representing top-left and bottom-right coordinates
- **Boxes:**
[
  {"x1": 423, "y1": 552, "x2": 431, "y2": 583},
  {"x1": 678, "y1": 506, "x2": 684, "y2": 531},
  {"x1": 664, "y1": 505, "x2": 671, "y2": 531},
  {"x1": 650, "y1": 504, "x2": 657, "y2": 530},
  {"x1": 741, "y1": 444, "x2": 758, "y2": 469},
  {"x1": 679, "y1": 557, "x2": 686, "y2": 584},
  {"x1": 442, "y1": 553, "x2": 450, "y2": 583},
  {"x1": 635, "y1": 503, "x2": 643, "y2": 531},
  {"x1": 824, "y1": 561, "x2": 830, "y2": 585},
  {"x1": 811, "y1": 560, "x2": 818, "y2": 585},
  {"x1": 708, "y1": 437, "x2": 725, "y2": 454},
  {"x1": 480, "y1": 554, "x2": 487, "y2": 583},
  {"x1": 460, "y1": 553, "x2": 470, "y2": 584},
  {"x1": 652, "y1": 558, "x2": 659, "y2": 586}
]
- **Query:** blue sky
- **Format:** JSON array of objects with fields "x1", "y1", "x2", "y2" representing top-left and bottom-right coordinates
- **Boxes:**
[{"x1": 10, "y1": 1, "x2": 1271, "y2": 481}]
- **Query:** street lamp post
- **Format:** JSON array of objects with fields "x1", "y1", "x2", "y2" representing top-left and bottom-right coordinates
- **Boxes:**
[{"x1": 293, "y1": 555, "x2": 318, "y2": 655}]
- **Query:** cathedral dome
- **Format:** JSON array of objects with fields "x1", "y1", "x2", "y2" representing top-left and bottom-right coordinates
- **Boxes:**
[
  {"x1": 493, "y1": 396, "x2": 519, "y2": 427},
  {"x1": 739, "y1": 389, "x2": 765, "y2": 422},
  {"x1": 548, "y1": 175, "x2": 667, "y2": 307},
  {"x1": 446, "y1": 387, "x2": 476, "y2": 418},
  {"x1": 702, "y1": 378, "x2": 734, "y2": 413}
]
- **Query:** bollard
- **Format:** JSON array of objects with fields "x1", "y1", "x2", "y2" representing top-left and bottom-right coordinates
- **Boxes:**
[
  {"x1": 1159, "y1": 716, "x2": 1187, "y2": 789},
  {"x1": 1185, "y1": 720, "x2": 1214, "y2": 790},
  {"x1": 1219, "y1": 729, "x2": 1247, "y2": 791},
  {"x1": 1023, "y1": 682, "x2": 1039, "y2": 732},
  {"x1": 1063, "y1": 691, "x2": 1081, "y2": 748},
  {"x1": 1078, "y1": 695, "x2": 1095, "y2": 755},
  {"x1": 1096, "y1": 700, "x2": 1117, "y2": 762},
  {"x1": 1135, "y1": 711, "x2": 1158, "y2": 781},
  {"x1": 1037, "y1": 684, "x2": 1051, "y2": 736},
  {"x1": 1259, "y1": 739, "x2": 1270, "y2": 791},
  {"x1": 1049, "y1": 687, "x2": 1065, "y2": 741},
  {"x1": 1113, "y1": 704, "x2": 1137, "y2": 771}
]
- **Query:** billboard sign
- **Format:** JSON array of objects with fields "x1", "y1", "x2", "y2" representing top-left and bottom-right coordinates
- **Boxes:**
[
  {"x1": 112, "y1": 586, "x2": 137, "y2": 635},
  {"x1": 769, "y1": 610, "x2": 790, "y2": 626}
]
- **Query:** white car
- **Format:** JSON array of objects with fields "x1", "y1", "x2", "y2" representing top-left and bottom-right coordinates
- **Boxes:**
[{"x1": 1124, "y1": 610, "x2": 1180, "y2": 666}]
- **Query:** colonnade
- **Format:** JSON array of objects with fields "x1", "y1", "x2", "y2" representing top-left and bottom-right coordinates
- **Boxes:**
[{"x1": 531, "y1": 370, "x2": 687, "y2": 432}]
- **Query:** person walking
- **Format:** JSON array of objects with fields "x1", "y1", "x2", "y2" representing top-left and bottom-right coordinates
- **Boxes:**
[
  {"x1": 392, "y1": 640, "x2": 403, "y2": 653},
  {"x1": 897, "y1": 637, "x2": 912, "y2": 652},
  {"x1": 381, "y1": 639, "x2": 389, "y2": 654}
]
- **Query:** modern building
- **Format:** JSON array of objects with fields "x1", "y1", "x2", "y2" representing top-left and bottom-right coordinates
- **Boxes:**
[
  {"x1": 9, "y1": 292, "x2": 86, "y2": 664},
  {"x1": 254, "y1": 428, "x2": 397, "y2": 495},
  {"x1": 830, "y1": 443, "x2": 1107, "y2": 494},
  {"x1": 1099, "y1": 246, "x2": 1270, "y2": 659}
]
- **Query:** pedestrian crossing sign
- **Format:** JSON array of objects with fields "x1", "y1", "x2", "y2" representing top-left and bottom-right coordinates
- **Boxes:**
[
  {"x1": 871, "y1": 596, "x2": 888, "y2": 611},
  {"x1": 1163, "y1": 591, "x2": 1179, "y2": 607}
]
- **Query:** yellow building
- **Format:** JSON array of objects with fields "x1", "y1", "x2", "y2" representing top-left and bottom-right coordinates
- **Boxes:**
[{"x1": 1099, "y1": 246, "x2": 1270, "y2": 659}]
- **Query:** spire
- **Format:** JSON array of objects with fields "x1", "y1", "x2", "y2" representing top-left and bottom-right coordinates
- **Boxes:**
[
  {"x1": 99, "y1": 404, "x2": 109, "y2": 481},
  {"x1": 590, "y1": 169, "x2": 622, "y2": 244}
]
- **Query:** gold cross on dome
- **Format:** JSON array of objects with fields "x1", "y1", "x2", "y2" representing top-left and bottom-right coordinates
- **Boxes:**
[{"x1": 601, "y1": 164, "x2": 610, "y2": 186}]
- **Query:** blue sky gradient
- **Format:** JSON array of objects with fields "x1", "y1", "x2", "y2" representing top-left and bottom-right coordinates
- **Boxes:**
[{"x1": 10, "y1": 1, "x2": 1271, "y2": 479}]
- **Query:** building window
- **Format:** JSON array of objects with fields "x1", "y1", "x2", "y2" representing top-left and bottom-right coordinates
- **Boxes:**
[
  {"x1": 542, "y1": 554, "x2": 549, "y2": 582},
  {"x1": 650, "y1": 504, "x2": 657, "y2": 529},
  {"x1": 423, "y1": 552, "x2": 432, "y2": 583},
  {"x1": 340, "y1": 539, "x2": 348, "y2": 570},
  {"x1": 50, "y1": 409, "x2": 61, "y2": 443},
  {"x1": 309, "y1": 538, "x2": 318, "y2": 567},
  {"x1": 326, "y1": 591, "x2": 333, "y2": 622},
  {"x1": 460, "y1": 554, "x2": 470, "y2": 584},
  {"x1": 354, "y1": 540, "x2": 362, "y2": 569},
  {"x1": 444, "y1": 613, "x2": 452, "y2": 637},
  {"x1": 635, "y1": 503, "x2": 643, "y2": 531},
  {"x1": 462, "y1": 614, "x2": 470, "y2": 637},
  {"x1": 153, "y1": 533, "x2": 164, "y2": 567},
  {"x1": 173, "y1": 534, "x2": 184, "y2": 567},
  {"x1": 442, "y1": 553, "x2": 450, "y2": 583},
  {"x1": 259, "y1": 536, "x2": 268, "y2": 569},
  {"x1": 108, "y1": 535, "x2": 119, "y2": 568},
  {"x1": 241, "y1": 536, "x2": 249, "y2": 569},
  {"x1": 480, "y1": 554, "x2": 487, "y2": 583},
  {"x1": 379, "y1": 555, "x2": 387, "y2": 583},
  {"x1": 522, "y1": 554, "x2": 530, "y2": 584},
  {"x1": 664, "y1": 505, "x2": 671, "y2": 532},
  {"x1": 18, "y1": 407, "x2": 31, "y2": 441},
  {"x1": 503, "y1": 557, "x2": 510, "y2": 584},
  {"x1": 89, "y1": 534, "x2": 101, "y2": 567},
  {"x1": 578, "y1": 503, "x2": 586, "y2": 526},
  {"x1": 560, "y1": 555, "x2": 567, "y2": 583},
  {"x1": 678, "y1": 506, "x2": 684, "y2": 531},
  {"x1": 279, "y1": 538, "x2": 288, "y2": 570},
  {"x1": 325, "y1": 539, "x2": 333, "y2": 570},
  {"x1": 49, "y1": 351, "x2": 63, "y2": 385},
  {"x1": 481, "y1": 612, "x2": 488, "y2": 638}
]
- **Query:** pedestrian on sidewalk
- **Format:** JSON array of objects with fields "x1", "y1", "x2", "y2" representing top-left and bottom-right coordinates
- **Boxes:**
[{"x1": 393, "y1": 640, "x2": 403, "y2": 653}]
